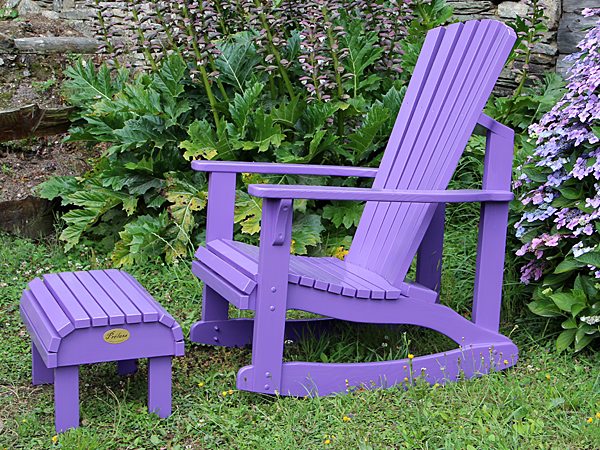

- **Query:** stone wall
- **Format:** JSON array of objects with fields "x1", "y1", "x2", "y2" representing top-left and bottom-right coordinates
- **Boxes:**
[{"x1": 3, "y1": 0, "x2": 600, "y2": 94}]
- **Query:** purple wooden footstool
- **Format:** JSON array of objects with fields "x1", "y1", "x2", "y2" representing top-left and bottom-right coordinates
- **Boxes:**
[{"x1": 19, "y1": 269, "x2": 185, "y2": 433}]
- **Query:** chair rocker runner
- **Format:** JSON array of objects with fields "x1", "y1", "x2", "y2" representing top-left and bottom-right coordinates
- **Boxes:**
[{"x1": 190, "y1": 19, "x2": 518, "y2": 396}]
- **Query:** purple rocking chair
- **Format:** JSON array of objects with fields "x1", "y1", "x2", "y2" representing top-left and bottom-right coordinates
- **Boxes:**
[{"x1": 189, "y1": 20, "x2": 518, "y2": 396}]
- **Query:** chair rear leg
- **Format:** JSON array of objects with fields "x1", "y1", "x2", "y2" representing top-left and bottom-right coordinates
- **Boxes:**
[{"x1": 416, "y1": 203, "x2": 445, "y2": 299}]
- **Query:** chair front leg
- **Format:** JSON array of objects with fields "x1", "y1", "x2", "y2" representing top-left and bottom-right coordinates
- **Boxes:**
[{"x1": 248, "y1": 198, "x2": 294, "y2": 394}]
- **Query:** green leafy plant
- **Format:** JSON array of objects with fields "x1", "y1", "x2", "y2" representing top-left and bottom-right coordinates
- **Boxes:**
[{"x1": 42, "y1": 0, "x2": 459, "y2": 265}]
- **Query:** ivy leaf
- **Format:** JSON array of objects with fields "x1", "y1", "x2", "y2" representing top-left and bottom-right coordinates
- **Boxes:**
[
  {"x1": 322, "y1": 201, "x2": 365, "y2": 229},
  {"x1": 234, "y1": 191, "x2": 262, "y2": 235}
]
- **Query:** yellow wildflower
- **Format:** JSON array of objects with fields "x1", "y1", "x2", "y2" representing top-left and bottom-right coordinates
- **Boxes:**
[
  {"x1": 596, "y1": 412, "x2": 600, "y2": 419},
  {"x1": 588, "y1": 417, "x2": 593, "y2": 423},
  {"x1": 504, "y1": 360, "x2": 508, "y2": 365},
  {"x1": 229, "y1": 390, "x2": 233, "y2": 395},
  {"x1": 51, "y1": 436, "x2": 57, "y2": 443},
  {"x1": 222, "y1": 391, "x2": 227, "y2": 396},
  {"x1": 343, "y1": 416, "x2": 350, "y2": 422},
  {"x1": 325, "y1": 439, "x2": 331, "y2": 444},
  {"x1": 408, "y1": 354, "x2": 414, "y2": 360},
  {"x1": 546, "y1": 375, "x2": 551, "y2": 380},
  {"x1": 198, "y1": 382, "x2": 204, "y2": 387}
]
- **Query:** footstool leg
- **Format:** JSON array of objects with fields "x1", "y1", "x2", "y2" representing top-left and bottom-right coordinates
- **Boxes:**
[
  {"x1": 148, "y1": 356, "x2": 172, "y2": 418},
  {"x1": 54, "y1": 365, "x2": 79, "y2": 433},
  {"x1": 32, "y1": 344, "x2": 54, "y2": 385},
  {"x1": 117, "y1": 359, "x2": 138, "y2": 375}
]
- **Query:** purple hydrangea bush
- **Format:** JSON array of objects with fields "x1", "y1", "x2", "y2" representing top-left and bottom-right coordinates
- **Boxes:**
[{"x1": 514, "y1": 8, "x2": 600, "y2": 351}]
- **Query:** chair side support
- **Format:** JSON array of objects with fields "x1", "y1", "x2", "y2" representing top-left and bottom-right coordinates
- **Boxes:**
[
  {"x1": 472, "y1": 115, "x2": 515, "y2": 331},
  {"x1": 202, "y1": 171, "x2": 237, "y2": 322}
]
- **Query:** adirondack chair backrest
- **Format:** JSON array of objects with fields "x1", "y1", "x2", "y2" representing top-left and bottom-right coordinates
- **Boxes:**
[{"x1": 345, "y1": 20, "x2": 516, "y2": 287}]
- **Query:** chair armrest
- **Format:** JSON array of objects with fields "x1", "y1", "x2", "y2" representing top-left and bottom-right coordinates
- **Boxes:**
[
  {"x1": 247, "y1": 184, "x2": 513, "y2": 203},
  {"x1": 191, "y1": 160, "x2": 378, "y2": 178},
  {"x1": 474, "y1": 112, "x2": 514, "y2": 139}
]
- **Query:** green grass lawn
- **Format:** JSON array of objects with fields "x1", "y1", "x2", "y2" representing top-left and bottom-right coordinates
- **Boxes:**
[{"x1": 1, "y1": 233, "x2": 600, "y2": 449}]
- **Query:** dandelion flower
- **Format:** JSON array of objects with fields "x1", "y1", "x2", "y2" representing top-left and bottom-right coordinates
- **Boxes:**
[
  {"x1": 229, "y1": 390, "x2": 233, "y2": 395},
  {"x1": 325, "y1": 439, "x2": 331, "y2": 444},
  {"x1": 596, "y1": 412, "x2": 600, "y2": 419},
  {"x1": 343, "y1": 416, "x2": 350, "y2": 422},
  {"x1": 504, "y1": 360, "x2": 508, "y2": 365},
  {"x1": 222, "y1": 391, "x2": 227, "y2": 396},
  {"x1": 22, "y1": 419, "x2": 26, "y2": 423},
  {"x1": 52, "y1": 436, "x2": 57, "y2": 443},
  {"x1": 198, "y1": 382, "x2": 204, "y2": 387},
  {"x1": 408, "y1": 354, "x2": 414, "y2": 360},
  {"x1": 588, "y1": 417, "x2": 594, "y2": 423},
  {"x1": 404, "y1": 377, "x2": 409, "y2": 382},
  {"x1": 546, "y1": 374, "x2": 551, "y2": 380}
]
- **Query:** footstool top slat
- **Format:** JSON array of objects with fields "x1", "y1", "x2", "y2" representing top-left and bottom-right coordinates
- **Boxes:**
[
  {"x1": 105, "y1": 270, "x2": 159, "y2": 322},
  {"x1": 89, "y1": 270, "x2": 143, "y2": 324},
  {"x1": 57, "y1": 272, "x2": 109, "y2": 327},
  {"x1": 43, "y1": 274, "x2": 92, "y2": 329},
  {"x1": 28, "y1": 278, "x2": 75, "y2": 337},
  {"x1": 74, "y1": 272, "x2": 125, "y2": 325},
  {"x1": 122, "y1": 272, "x2": 176, "y2": 328}
]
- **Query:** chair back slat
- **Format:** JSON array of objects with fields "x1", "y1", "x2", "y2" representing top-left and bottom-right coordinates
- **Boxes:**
[{"x1": 346, "y1": 20, "x2": 516, "y2": 286}]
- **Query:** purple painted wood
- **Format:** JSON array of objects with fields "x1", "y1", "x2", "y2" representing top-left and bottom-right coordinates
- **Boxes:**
[
  {"x1": 74, "y1": 271, "x2": 125, "y2": 325},
  {"x1": 19, "y1": 270, "x2": 185, "y2": 433},
  {"x1": 105, "y1": 270, "x2": 159, "y2": 322},
  {"x1": 189, "y1": 20, "x2": 518, "y2": 396},
  {"x1": 89, "y1": 270, "x2": 142, "y2": 324},
  {"x1": 247, "y1": 186, "x2": 512, "y2": 203},
  {"x1": 192, "y1": 160, "x2": 378, "y2": 177},
  {"x1": 57, "y1": 272, "x2": 109, "y2": 326},
  {"x1": 416, "y1": 203, "x2": 446, "y2": 297}
]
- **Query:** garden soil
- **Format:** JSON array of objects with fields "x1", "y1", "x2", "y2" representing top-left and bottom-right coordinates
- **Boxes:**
[{"x1": 0, "y1": 14, "x2": 101, "y2": 203}]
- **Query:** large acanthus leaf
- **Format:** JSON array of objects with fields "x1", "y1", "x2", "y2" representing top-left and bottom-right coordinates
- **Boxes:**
[
  {"x1": 322, "y1": 201, "x2": 365, "y2": 229},
  {"x1": 111, "y1": 212, "x2": 170, "y2": 267},
  {"x1": 215, "y1": 31, "x2": 263, "y2": 92},
  {"x1": 378, "y1": 84, "x2": 406, "y2": 136},
  {"x1": 234, "y1": 190, "x2": 262, "y2": 235},
  {"x1": 93, "y1": 82, "x2": 162, "y2": 117},
  {"x1": 243, "y1": 108, "x2": 285, "y2": 153},
  {"x1": 339, "y1": 19, "x2": 383, "y2": 97},
  {"x1": 59, "y1": 179, "x2": 133, "y2": 251},
  {"x1": 343, "y1": 104, "x2": 389, "y2": 162},
  {"x1": 113, "y1": 116, "x2": 177, "y2": 149},
  {"x1": 228, "y1": 81, "x2": 264, "y2": 138},
  {"x1": 63, "y1": 60, "x2": 129, "y2": 108},
  {"x1": 181, "y1": 119, "x2": 242, "y2": 161},
  {"x1": 300, "y1": 102, "x2": 339, "y2": 135},
  {"x1": 164, "y1": 172, "x2": 208, "y2": 258},
  {"x1": 270, "y1": 95, "x2": 305, "y2": 129},
  {"x1": 153, "y1": 54, "x2": 186, "y2": 98},
  {"x1": 291, "y1": 213, "x2": 325, "y2": 255},
  {"x1": 37, "y1": 176, "x2": 81, "y2": 202}
]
